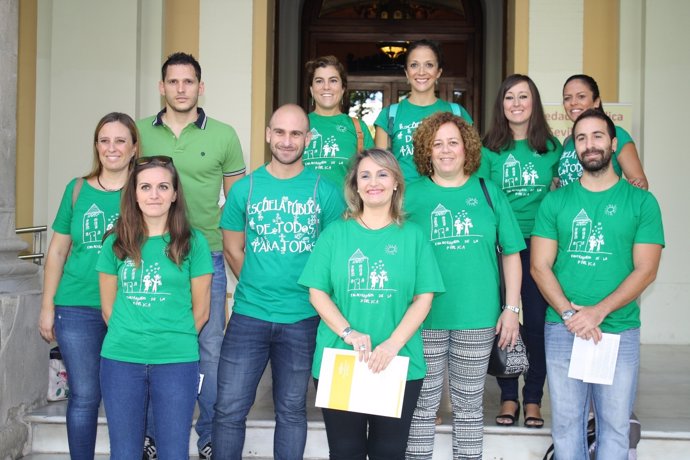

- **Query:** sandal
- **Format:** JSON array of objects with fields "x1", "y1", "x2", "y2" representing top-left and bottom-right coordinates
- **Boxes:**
[
  {"x1": 495, "y1": 400, "x2": 520, "y2": 426},
  {"x1": 523, "y1": 403, "x2": 545, "y2": 429}
]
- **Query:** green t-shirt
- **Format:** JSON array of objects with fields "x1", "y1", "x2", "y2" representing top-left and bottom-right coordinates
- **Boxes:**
[
  {"x1": 558, "y1": 125, "x2": 633, "y2": 187},
  {"x1": 298, "y1": 219, "x2": 445, "y2": 380},
  {"x1": 478, "y1": 138, "x2": 562, "y2": 237},
  {"x1": 303, "y1": 113, "x2": 374, "y2": 188},
  {"x1": 405, "y1": 176, "x2": 525, "y2": 329},
  {"x1": 221, "y1": 166, "x2": 345, "y2": 324},
  {"x1": 96, "y1": 230, "x2": 213, "y2": 364},
  {"x1": 137, "y1": 108, "x2": 246, "y2": 251},
  {"x1": 374, "y1": 99, "x2": 473, "y2": 182},
  {"x1": 532, "y1": 180, "x2": 664, "y2": 332},
  {"x1": 52, "y1": 178, "x2": 122, "y2": 308}
]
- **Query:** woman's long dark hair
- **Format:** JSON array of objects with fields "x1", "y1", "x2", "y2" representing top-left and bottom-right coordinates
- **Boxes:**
[
  {"x1": 483, "y1": 74, "x2": 556, "y2": 154},
  {"x1": 110, "y1": 157, "x2": 191, "y2": 267}
]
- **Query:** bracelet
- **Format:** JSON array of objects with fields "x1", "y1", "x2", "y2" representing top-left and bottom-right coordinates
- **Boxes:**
[
  {"x1": 503, "y1": 304, "x2": 520, "y2": 314},
  {"x1": 340, "y1": 326, "x2": 353, "y2": 341}
]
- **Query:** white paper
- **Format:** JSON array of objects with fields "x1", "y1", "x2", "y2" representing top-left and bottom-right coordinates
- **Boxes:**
[
  {"x1": 568, "y1": 333, "x2": 621, "y2": 385},
  {"x1": 315, "y1": 348, "x2": 409, "y2": 418}
]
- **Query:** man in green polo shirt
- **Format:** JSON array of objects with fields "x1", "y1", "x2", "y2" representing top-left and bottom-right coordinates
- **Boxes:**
[
  {"x1": 532, "y1": 109, "x2": 664, "y2": 459},
  {"x1": 137, "y1": 52, "x2": 246, "y2": 460}
]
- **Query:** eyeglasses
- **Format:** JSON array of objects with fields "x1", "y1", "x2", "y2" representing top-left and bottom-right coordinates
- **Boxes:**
[{"x1": 135, "y1": 155, "x2": 173, "y2": 167}]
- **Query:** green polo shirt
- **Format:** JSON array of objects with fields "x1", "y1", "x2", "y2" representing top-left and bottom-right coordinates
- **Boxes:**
[{"x1": 137, "y1": 108, "x2": 246, "y2": 251}]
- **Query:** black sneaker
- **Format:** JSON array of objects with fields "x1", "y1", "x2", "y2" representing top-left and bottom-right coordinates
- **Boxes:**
[
  {"x1": 143, "y1": 435, "x2": 158, "y2": 460},
  {"x1": 199, "y1": 441, "x2": 212, "y2": 459}
]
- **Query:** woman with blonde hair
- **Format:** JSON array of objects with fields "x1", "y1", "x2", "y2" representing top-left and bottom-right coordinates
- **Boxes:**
[{"x1": 299, "y1": 148, "x2": 445, "y2": 459}]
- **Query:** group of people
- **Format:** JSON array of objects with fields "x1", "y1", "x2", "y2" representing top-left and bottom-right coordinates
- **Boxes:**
[{"x1": 38, "y1": 40, "x2": 663, "y2": 460}]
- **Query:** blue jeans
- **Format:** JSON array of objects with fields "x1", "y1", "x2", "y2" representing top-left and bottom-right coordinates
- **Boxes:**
[
  {"x1": 497, "y1": 239, "x2": 548, "y2": 405},
  {"x1": 54, "y1": 306, "x2": 107, "y2": 460},
  {"x1": 545, "y1": 323, "x2": 639, "y2": 460},
  {"x1": 212, "y1": 313, "x2": 319, "y2": 460},
  {"x1": 100, "y1": 358, "x2": 199, "y2": 460},
  {"x1": 195, "y1": 251, "x2": 227, "y2": 447}
]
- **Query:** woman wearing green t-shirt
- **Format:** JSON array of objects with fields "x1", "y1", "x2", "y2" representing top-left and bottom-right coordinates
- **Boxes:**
[
  {"x1": 96, "y1": 156, "x2": 213, "y2": 460},
  {"x1": 559, "y1": 74, "x2": 648, "y2": 189},
  {"x1": 303, "y1": 55, "x2": 374, "y2": 187},
  {"x1": 479, "y1": 74, "x2": 562, "y2": 429},
  {"x1": 374, "y1": 39, "x2": 473, "y2": 183},
  {"x1": 406, "y1": 112, "x2": 525, "y2": 459},
  {"x1": 38, "y1": 112, "x2": 139, "y2": 460},
  {"x1": 299, "y1": 149, "x2": 445, "y2": 459}
]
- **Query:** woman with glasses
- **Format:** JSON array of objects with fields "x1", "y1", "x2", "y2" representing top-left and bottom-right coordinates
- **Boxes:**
[
  {"x1": 38, "y1": 112, "x2": 139, "y2": 460},
  {"x1": 96, "y1": 156, "x2": 213, "y2": 459},
  {"x1": 303, "y1": 55, "x2": 374, "y2": 188}
]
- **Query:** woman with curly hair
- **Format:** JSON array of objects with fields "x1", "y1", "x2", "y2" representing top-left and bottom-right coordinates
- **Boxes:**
[
  {"x1": 478, "y1": 74, "x2": 562, "y2": 429},
  {"x1": 405, "y1": 112, "x2": 525, "y2": 459}
]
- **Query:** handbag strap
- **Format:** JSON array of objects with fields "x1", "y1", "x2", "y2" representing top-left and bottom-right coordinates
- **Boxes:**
[
  {"x1": 351, "y1": 116, "x2": 364, "y2": 153},
  {"x1": 479, "y1": 178, "x2": 506, "y2": 307}
]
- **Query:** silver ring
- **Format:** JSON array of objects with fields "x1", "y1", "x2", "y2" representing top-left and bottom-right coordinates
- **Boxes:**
[{"x1": 359, "y1": 344, "x2": 366, "y2": 351}]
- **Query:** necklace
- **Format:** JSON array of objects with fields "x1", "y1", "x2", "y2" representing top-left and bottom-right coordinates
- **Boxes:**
[
  {"x1": 97, "y1": 175, "x2": 123, "y2": 192},
  {"x1": 359, "y1": 216, "x2": 392, "y2": 230}
]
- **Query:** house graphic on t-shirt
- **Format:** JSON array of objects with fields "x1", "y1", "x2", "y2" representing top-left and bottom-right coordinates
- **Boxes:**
[
  {"x1": 569, "y1": 209, "x2": 592, "y2": 252},
  {"x1": 348, "y1": 249, "x2": 369, "y2": 290},
  {"x1": 568, "y1": 209, "x2": 608, "y2": 254},
  {"x1": 430, "y1": 204, "x2": 453, "y2": 240},
  {"x1": 82, "y1": 204, "x2": 105, "y2": 243},
  {"x1": 304, "y1": 129, "x2": 321, "y2": 160},
  {"x1": 121, "y1": 259, "x2": 143, "y2": 293},
  {"x1": 502, "y1": 154, "x2": 522, "y2": 188}
]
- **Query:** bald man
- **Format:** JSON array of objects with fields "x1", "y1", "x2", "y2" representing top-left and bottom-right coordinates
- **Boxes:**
[{"x1": 214, "y1": 104, "x2": 345, "y2": 459}]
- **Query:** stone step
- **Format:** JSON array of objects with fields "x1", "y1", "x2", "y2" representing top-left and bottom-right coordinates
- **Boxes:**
[
  {"x1": 23, "y1": 345, "x2": 690, "y2": 458},
  {"x1": 24, "y1": 401, "x2": 690, "y2": 459}
]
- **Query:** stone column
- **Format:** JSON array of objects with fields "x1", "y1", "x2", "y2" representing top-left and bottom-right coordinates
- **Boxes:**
[
  {"x1": 0, "y1": 0, "x2": 46, "y2": 456},
  {"x1": 0, "y1": 0, "x2": 38, "y2": 293}
]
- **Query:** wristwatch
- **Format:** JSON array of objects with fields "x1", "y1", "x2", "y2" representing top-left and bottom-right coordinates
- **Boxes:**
[
  {"x1": 340, "y1": 326, "x2": 353, "y2": 341},
  {"x1": 561, "y1": 309, "x2": 577, "y2": 321},
  {"x1": 503, "y1": 304, "x2": 520, "y2": 314}
]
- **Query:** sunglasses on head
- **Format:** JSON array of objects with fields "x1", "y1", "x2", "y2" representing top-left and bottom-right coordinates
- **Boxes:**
[{"x1": 135, "y1": 155, "x2": 173, "y2": 166}]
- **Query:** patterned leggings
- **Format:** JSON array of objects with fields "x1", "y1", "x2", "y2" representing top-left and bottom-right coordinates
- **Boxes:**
[{"x1": 406, "y1": 328, "x2": 495, "y2": 460}]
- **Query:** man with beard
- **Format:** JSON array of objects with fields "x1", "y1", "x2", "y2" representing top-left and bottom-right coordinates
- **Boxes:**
[
  {"x1": 137, "y1": 52, "x2": 246, "y2": 460},
  {"x1": 531, "y1": 109, "x2": 664, "y2": 459},
  {"x1": 214, "y1": 104, "x2": 345, "y2": 460}
]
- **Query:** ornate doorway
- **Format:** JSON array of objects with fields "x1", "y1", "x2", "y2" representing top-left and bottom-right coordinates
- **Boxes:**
[{"x1": 300, "y1": 0, "x2": 484, "y2": 131}]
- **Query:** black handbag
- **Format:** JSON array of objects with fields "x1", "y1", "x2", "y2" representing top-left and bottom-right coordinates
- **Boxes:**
[{"x1": 479, "y1": 178, "x2": 529, "y2": 378}]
